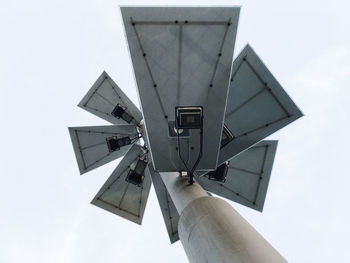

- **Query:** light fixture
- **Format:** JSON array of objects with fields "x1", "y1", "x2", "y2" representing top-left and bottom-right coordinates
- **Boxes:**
[
  {"x1": 126, "y1": 158, "x2": 148, "y2": 186},
  {"x1": 111, "y1": 104, "x2": 134, "y2": 123},
  {"x1": 221, "y1": 124, "x2": 234, "y2": 147},
  {"x1": 208, "y1": 161, "x2": 230, "y2": 182},
  {"x1": 175, "y1": 106, "x2": 203, "y2": 129},
  {"x1": 106, "y1": 136, "x2": 132, "y2": 152}
]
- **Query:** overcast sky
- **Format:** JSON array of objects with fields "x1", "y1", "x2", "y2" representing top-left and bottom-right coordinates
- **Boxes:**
[{"x1": 1, "y1": 0, "x2": 350, "y2": 262}]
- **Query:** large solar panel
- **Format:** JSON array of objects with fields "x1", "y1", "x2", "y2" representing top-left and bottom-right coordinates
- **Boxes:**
[
  {"x1": 218, "y1": 44, "x2": 303, "y2": 164},
  {"x1": 149, "y1": 164, "x2": 179, "y2": 243},
  {"x1": 197, "y1": 140, "x2": 278, "y2": 211},
  {"x1": 78, "y1": 71, "x2": 143, "y2": 125},
  {"x1": 68, "y1": 124, "x2": 139, "y2": 174},
  {"x1": 91, "y1": 144, "x2": 151, "y2": 225},
  {"x1": 121, "y1": 7, "x2": 240, "y2": 172}
]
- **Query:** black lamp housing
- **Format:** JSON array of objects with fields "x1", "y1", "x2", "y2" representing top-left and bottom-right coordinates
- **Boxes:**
[
  {"x1": 111, "y1": 104, "x2": 134, "y2": 123},
  {"x1": 106, "y1": 136, "x2": 132, "y2": 152},
  {"x1": 126, "y1": 159, "x2": 148, "y2": 186},
  {"x1": 221, "y1": 124, "x2": 234, "y2": 147},
  {"x1": 175, "y1": 106, "x2": 203, "y2": 129},
  {"x1": 208, "y1": 161, "x2": 230, "y2": 183}
]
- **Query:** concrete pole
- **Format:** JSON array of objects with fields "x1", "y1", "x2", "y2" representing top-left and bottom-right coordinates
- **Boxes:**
[{"x1": 160, "y1": 172, "x2": 287, "y2": 263}]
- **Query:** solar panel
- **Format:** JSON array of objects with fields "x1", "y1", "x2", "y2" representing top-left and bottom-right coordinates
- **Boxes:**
[
  {"x1": 149, "y1": 163, "x2": 179, "y2": 243},
  {"x1": 91, "y1": 144, "x2": 151, "y2": 225},
  {"x1": 196, "y1": 140, "x2": 278, "y2": 211},
  {"x1": 68, "y1": 124, "x2": 139, "y2": 174},
  {"x1": 218, "y1": 44, "x2": 303, "y2": 164},
  {"x1": 121, "y1": 7, "x2": 240, "y2": 172},
  {"x1": 78, "y1": 71, "x2": 143, "y2": 125}
]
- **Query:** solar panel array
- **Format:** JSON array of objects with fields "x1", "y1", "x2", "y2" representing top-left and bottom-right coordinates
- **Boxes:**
[{"x1": 68, "y1": 6, "x2": 303, "y2": 244}]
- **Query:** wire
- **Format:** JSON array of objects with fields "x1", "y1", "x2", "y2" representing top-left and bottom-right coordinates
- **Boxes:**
[
  {"x1": 189, "y1": 127, "x2": 203, "y2": 184},
  {"x1": 176, "y1": 126, "x2": 191, "y2": 172},
  {"x1": 176, "y1": 125, "x2": 203, "y2": 185}
]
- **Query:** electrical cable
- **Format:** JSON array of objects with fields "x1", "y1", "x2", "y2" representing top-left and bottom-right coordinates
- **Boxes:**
[
  {"x1": 176, "y1": 126, "x2": 191, "y2": 173},
  {"x1": 189, "y1": 127, "x2": 203, "y2": 184},
  {"x1": 176, "y1": 126, "x2": 203, "y2": 185}
]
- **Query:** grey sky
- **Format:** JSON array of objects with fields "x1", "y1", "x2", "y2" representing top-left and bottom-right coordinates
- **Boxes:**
[{"x1": 0, "y1": 0, "x2": 349, "y2": 262}]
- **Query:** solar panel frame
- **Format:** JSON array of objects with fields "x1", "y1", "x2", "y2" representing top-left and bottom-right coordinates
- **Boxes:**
[
  {"x1": 68, "y1": 124, "x2": 139, "y2": 174},
  {"x1": 121, "y1": 6, "x2": 241, "y2": 172},
  {"x1": 197, "y1": 140, "x2": 278, "y2": 212},
  {"x1": 91, "y1": 144, "x2": 151, "y2": 225},
  {"x1": 149, "y1": 163, "x2": 180, "y2": 243},
  {"x1": 78, "y1": 71, "x2": 143, "y2": 125},
  {"x1": 218, "y1": 44, "x2": 303, "y2": 165}
]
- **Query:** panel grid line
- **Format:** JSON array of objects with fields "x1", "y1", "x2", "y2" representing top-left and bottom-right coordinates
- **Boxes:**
[
  {"x1": 85, "y1": 152, "x2": 111, "y2": 170},
  {"x1": 84, "y1": 105, "x2": 112, "y2": 117},
  {"x1": 234, "y1": 115, "x2": 290, "y2": 139},
  {"x1": 118, "y1": 182, "x2": 130, "y2": 208},
  {"x1": 165, "y1": 188, "x2": 176, "y2": 236},
  {"x1": 177, "y1": 24, "x2": 183, "y2": 105},
  {"x1": 104, "y1": 77, "x2": 135, "y2": 119},
  {"x1": 228, "y1": 166, "x2": 261, "y2": 176},
  {"x1": 75, "y1": 129, "x2": 132, "y2": 136},
  {"x1": 243, "y1": 58, "x2": 290, "y2": 116},
  {"x1": 132, "y1": 21, "x2": 230, "y2": 26},
  {"x1": 137, "y1": 184, "x2": 143, "y2": 217},
  {"x1": 95, "y1": 91, "x2": 115, "y2": 107},
  {"x1": 208, "y1": 18, "x2": 231, "y2": 90},
  {"x1": 98, "y1": 155, "x2": 142, "y2": 197},
  {"x1": 74, "y1": 130, "x2": 87, "y2": 170},
  {"x1": 83, "y1": 78, "x2": 105, "y2": 107},
  {"x1": 253, "y1": 145, "x2": 269, "y2": 203},
  {"x1": 219, "y1": 183, "x2": 254, "y2": 204},
  {"x1": 225, "y1": 87, "x2": 265, "y2": 118},
  {"x1": 130, "y1": 17, "x2": 168, "y2": 119},
  {"x1": 80, "y1": 141, "x2": 106, "y2": 151},
  {"x1": 96, "y1": 198, "x2": 140, "y2": 218}
]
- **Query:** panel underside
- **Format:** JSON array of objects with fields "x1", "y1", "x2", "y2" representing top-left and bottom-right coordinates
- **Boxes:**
[
  {"x1": 219, "y1": 44, "x2": 303, "y2": 164},
  {"x1": 149, "y1": 163, "x2": 180, "y2": 243},
  {"x1": 91, "y1": 144, "x2": 151, "y2": 225},
  {"x1": 78, "y1": 71, "x2": 143, "y2": 125},
  {"x1": 121, "y1": 7, "x2": 240, "y2": 172},
  {"x1": 197, "y1": 140, "x2": 278, "y2": 211},
  {"x1": 68, "y1": 124, "x2": 139, "y2": 174}
]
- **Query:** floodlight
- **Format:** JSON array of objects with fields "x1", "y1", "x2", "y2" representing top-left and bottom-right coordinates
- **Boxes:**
[
  {"x1": 175, "y1": 106, "x2": 203, "y2": 129},
  {"x1": 106, "y1": 136, "x2": 132, "y2": 152},
  {"x1": 126, "y1": 158, "x2": 148, "y2": 186},
  {"x1": 207, "y1": 161, "x2": 229, "y2": 182},
  {"x1": 221, "y1": 124, "x2": 234, "y2": 147},
  {"x1": 111, "y1": 104, "x2": 134, "y2": 123}
]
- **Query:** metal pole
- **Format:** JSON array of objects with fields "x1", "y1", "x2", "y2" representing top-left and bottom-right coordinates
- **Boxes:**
[{"x1": 160, "y1": 172, "x2": 287, "y2": 263}]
